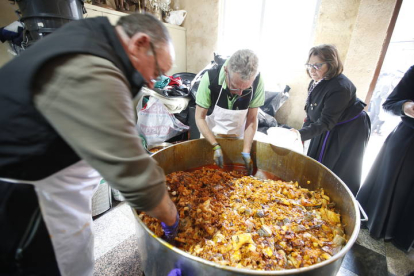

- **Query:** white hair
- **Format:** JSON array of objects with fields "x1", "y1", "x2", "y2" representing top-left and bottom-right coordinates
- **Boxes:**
[
  {"x1": 227, "y1": 49, "x2": 259, "y2": 80},
  {"x1": 117, "y1": 13, "x2": 171, "y2": 48}
]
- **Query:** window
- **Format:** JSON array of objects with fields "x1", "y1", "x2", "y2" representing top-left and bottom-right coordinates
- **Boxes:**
[{"x1": 219, "y1": 0, "x2": 320, "y2": 90}]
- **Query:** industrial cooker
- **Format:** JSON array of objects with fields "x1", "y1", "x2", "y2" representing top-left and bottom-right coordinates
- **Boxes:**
[{"x1": 132, "y1": 138, "x2": 362, "y2": 276}]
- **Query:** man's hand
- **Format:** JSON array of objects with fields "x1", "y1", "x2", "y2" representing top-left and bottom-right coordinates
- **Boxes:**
[
  {"x1": 161, "y1": 212, "x2": 180, "y2": 244},
  {"x1": 213, "y1": 144, "x2": 224, "y2": 168},
  {"x1": 241, "y1": 152, "x2": 253, "y2": 175},
  {"x1": 141, "y1": 191, "x2": 178, "y2": 243},
  {"x1": 290, "y1": 128, "x2": 301, "y2": 140}
]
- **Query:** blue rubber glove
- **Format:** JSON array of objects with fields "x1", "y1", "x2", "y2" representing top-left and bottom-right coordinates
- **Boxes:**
[
  {"x1": 161, "y1": 213, "x2": 180, "y2": 243},
  {"x1": 167, "y1": 268, "x2": 182, "y2": 276},
  {"x1": 242, "y1": 152, "x2": 253, "y2": 175},
  {"x1": 213, "y1": 144, "x2": 224, "y2": 168}
]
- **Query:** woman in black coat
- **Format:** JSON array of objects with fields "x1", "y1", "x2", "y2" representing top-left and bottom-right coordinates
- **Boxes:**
[
  {"x1": 292, "y1": 44, "x2": 371, "y2": 196},
  {"x1": 357, "y1": 65, "x2": 414, "y2": 252}
]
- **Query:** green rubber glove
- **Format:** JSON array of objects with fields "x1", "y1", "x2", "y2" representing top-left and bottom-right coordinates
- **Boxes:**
[
  {"x1": 242, "y1": 152, "x2": 253, "y2": 175},
  {"x1": 213, "y1": 144, "x2": 224, "y2": 168}
]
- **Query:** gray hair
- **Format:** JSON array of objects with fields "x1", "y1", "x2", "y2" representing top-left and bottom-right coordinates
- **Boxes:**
[
  {"x1": 116, "y1": 13, "x2": 171, "y2": 48},
  {"x1": 227, "y1": 49, "x2": 259, "y2": 80}
]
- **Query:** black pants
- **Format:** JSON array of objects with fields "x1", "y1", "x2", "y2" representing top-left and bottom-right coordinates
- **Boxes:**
[{"x1": 0, "y1": 181, "x2": 60, "y2": 276}]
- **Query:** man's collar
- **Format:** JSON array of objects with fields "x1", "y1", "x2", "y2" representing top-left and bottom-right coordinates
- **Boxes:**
[{"x1": 100, "y1": 18, "x2": 146, "y2": 96}]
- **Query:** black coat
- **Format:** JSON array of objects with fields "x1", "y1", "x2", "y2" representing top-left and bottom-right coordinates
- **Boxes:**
[
  {"x1": 357, "y1": 65, "x2": 414, "y2": 252},
  {"x1": 299, "y1": 74, "x2": 371, "y2": 195}
]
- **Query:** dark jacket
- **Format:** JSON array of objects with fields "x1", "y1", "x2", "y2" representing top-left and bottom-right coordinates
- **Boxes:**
[
  {"x1": 0, "y1": 17, "x2": 145, "y2": 180},
  {"x1": 383, "y1": 66, "x2": 414, "y2": 129},
  {"x1": 357, "y1": 65, "x2": 414, "y2": 252},
  {"x1": 300, "y1": 74, "x2": 366, "y2": 141},
  {"x1": 299, "y1": 74, "x2": 371, "y2": 195}
]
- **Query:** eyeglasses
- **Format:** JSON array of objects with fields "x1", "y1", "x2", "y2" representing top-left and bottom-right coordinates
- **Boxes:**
[
  {"x1": 305, "y1": 63, "x2": 326, "y2": 71},
  {"x1": 226, "y1": 72, "x2": 253, "y2": 97},
  {"x1": 149, "y1": 42, "x2": 163, "y2": 83}
]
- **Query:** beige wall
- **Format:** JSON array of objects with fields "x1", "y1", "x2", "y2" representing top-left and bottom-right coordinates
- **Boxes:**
[
  {"x1": 344, "y1": 0, "x2": 398, "y2": 100},
  {"x1": 313, "y1": 0, "x2": 361, "y2": 64},
  {"x1": 180, "y1": 0, "x2": 219, "y2": 74},
  {"x1": 277, "y1": 0, "x2": 362, "y2": 128},
  {"x1": 277, "y1": 0, "x2": 398, "y2": 128},
  {"x1": 0, "y1": 2, "x2": 20, "y2": 67}
]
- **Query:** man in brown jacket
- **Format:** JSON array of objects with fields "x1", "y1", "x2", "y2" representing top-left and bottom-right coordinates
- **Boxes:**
[{"x1": 0, "y1": 14, "x2": 178, "y2": 275}]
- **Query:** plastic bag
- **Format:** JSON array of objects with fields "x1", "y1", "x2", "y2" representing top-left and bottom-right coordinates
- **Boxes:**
[
  {"x1": 257, "y1": 109, "x2": 278, "y2": 134},
  {"x1": 137, "y1": 96, "x2": 189, "y2": 145},
  {"x1": 267, "y1": 127, "x2": 303, "y2": 153},
  {"x1": 261, "y1": 86, "x2": 291, "y2": 117},
  {"x1": 136, "y1": 87, "x2": 190, "y2": 114},
  {"x1": 254, "y1": 127, "x2": 303, "y2": 154}
]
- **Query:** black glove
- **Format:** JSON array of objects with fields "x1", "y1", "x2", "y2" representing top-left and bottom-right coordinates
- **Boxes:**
[
  {"x1": 213, "y1": 143, "x2": 224, "y2": 168},
  {"x1": 161, "y1": 213, "x2": 180, "y2": 244},
  {"x1": 242, "y1": 152, "x2": 253, "y2": 175}
]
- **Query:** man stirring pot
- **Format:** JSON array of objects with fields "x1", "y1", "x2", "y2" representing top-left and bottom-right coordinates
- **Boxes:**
[{"x1": 195, "y1": 49, "x2": 265, "y2": 175}]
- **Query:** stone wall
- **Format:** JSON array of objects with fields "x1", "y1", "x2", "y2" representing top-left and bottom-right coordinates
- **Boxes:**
[
  {"x1": 344, "y1": 0, "x2": 398, "y2": 100},
  {"x1": 180, "y1": 0, "x2": 219, "y2": 74},
  {"x1": 277, "y1": 0, "x2": 399, "y2": 128}
]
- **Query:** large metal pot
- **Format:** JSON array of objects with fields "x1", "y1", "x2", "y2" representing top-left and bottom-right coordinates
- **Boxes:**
[{"x1": 132, "y1": 139, "x2": 360, "y2": 276}]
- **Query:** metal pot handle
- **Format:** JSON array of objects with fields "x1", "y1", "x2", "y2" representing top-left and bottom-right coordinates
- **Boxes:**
[{"x1": 357, "y1": 201, "x2": 368, "y2": 222}]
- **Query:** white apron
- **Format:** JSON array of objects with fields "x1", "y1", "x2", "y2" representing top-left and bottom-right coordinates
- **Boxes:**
[
  {"x1": 205, "y1": 85, "x2": 253, "y2": 138},
  {"x1": 0, "y1": 160, "x2": 100, "y2": 276}
]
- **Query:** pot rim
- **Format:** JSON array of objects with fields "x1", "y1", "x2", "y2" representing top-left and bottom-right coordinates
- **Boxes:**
[
  {"x1": 135, "y1": 139, "x2": 361, "y2": 274},
  {"x1": 147, "y1": 142, "x2": 174, "y2": 150},
  {"x1": 134, "y1": 208, "x2": 359, "y2": 275}
]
